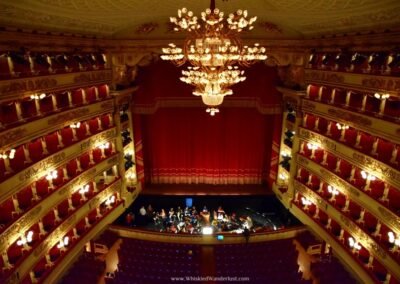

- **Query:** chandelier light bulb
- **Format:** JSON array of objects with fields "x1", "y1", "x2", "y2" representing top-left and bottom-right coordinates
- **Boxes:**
[{"x1": 161, "y1": 0, "x2": 267, "y2": 111}]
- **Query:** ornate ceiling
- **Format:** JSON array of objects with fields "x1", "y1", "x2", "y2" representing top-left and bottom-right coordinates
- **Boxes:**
[{"x1": 0, "y1": 0, "x2": 399, "y2": 40}]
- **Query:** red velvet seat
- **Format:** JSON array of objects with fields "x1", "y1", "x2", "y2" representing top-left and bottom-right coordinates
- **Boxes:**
[
  {"x1": 49, "y1": 246, "x2": 61, "y2": 262},
  {"x1": 95, "y1": 53, "x2": 106, "y2": 69},
  {"x1": 33, "y1": 258, "x2": 47, "y2": 279},
  {"x1": 101, "y1": 114, "x2": 112, "y2": 129},
  {"x1": 16, "y1": 186, "x2": 33, "y2": 211},
  {"x1": 9, "y1": 145, "x2": 27, "y2": 172},
  {"x1": 333, "y1": 89, "x2": 346, "y2": 106},
  {"x1": 304, "y1": 114, "x2": 316, "y2": 129},
  {"x1": 313, "y1": 149, "x2": 324, "y2": 163},
  {"x1": 7, "y1": 243, "x2": 22, "y2": 265},
  {"x1": 323, "y1": 153, "x2": 337, "y2": 170},
  {"x1": 307, "y1": 85, "x2": 319, "y2": 100},
  {"x1": 39, "y1": 95, "x2": 54, "y2": 115},
  {"x1": 45, "y1": 132, "x2": 60, "y2": 154},
  {"x1": 20, "y1": 98, "x2": 38, "y2": 120},
  {"x1": 88, "y1": 118, "x2": 100, "y2": 134},
  {"x1": 28, "y1": 139, "x2": 44, "y2": 163},
  {"x1": 348, "y1": 92, "x2": 364, "y2": 110},
  {"x1": 316, "y1": 117, "x2": 328, "y2": 134},
  {"x1": 61, "y1": 127, "x2": 74, "y2": 146},
  {"x1": 0, "y1": 198, "x2": 16, "y2": 228},
  {"x1": 76, "y1": 219, "x2": 87, "y2": 236},
  {"x1": 0, "y1": 53, "x2": 12, "y2": 79},
  {"x1": 358, "y1": 132, "x2": 374, "y2": 154},
  {"x1": 66, "y1": 159, "x2": 79, "y2": 178},
  {"x1": 97, "y1": 84, "x2": 109, "y2": 99},
  {"x1": 376, "y1": 139, "x2": 394, "y2": 164},
  {"x1": 348, "y1": 202, "x2": 361, "y2": 220},
  {"x1": 35, "y1": 178, "x2": 49, "y2": 199},
  {"x1": 307, "y1": 175, "x2": 320, "y2": 191},
  {"x1": 350, "y1": 169, "x2": 366, "y2": 190},
  {"x1": 364, "y1": 95, "x2": 380, "y2": 114},
  {"x1": 369, "y1": 180, "x2": 384, "y2": 199},
  {"x1": 71, "y1": 192, "x2": 82, "y2": 207},
  {"x1": 344, "y1": 128, "x2": 357, "y2": 146},
  {"x1": 55, "y1": 91, "x2": 70, "y2": 110},
  {"x1": 79, "y1": 153, "x2": 91, "y2": 170},
  {"x1": 297, "y1": 168, "x2": 309, "y2": 183},
  {"x1": 363, "y1": 212, "x2": 378, "y2": 233},
  {"x1": 42, "y1": 211, "x2": 56, "y2": 232},
  {"x1": 0, "y1": 158, "x2": 9, "y2": 181},
  {"x1": 387, "y1": 188, "x2": 400, "y2": 214},
  {"x1": 52, "y1": 168, "x2": 64, "y2": 188},
  {"x1": 338, "y1": 159, "x2": 352, "y2": 180},
  {"x1": 320, "y1": 87, "x2": 332, "y2": 103},
  {"x1": 57, "y1": 200, "x2": 70, "y2": 219},
  {"x1": 76, "y1": 123, "x2": 88, "y2": 140},
  {"x1": 328, "y1": 122, "x2": 341, "y2": 140},
  {"x1": 71, "y1": 89, "x2": 85, "y2": 106},
  {"x1": 85, "y1": 87, "x2": 97, "y2": 103},
  {"x1": 384, "y1": 98, "x2": 400, "y2": 120},
  {"x1": 92, "y1": 148, "x2": 103, "y2": 163},
  {"x1": 0, "y1": 101, "x2": 19, "y2": 127}
]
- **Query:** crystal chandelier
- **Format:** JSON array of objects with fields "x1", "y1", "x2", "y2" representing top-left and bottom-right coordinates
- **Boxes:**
[{"x1": 161, "y1": 0, "x2": 267, "y2": 114}]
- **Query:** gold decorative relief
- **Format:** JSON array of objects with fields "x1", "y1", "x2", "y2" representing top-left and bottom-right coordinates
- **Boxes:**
[
  {"x1": 0, "y1": 78, "x2": 57, "y2": 98},
  {"x1": 47, "y1": 108, "x2": 91, "y2": 125},
  {"x1": 304, "y1": 70, "x2": 344, "y2": 84},
  {"x1": 327, "y1": 108, "x2": 372, "y2": 126},
  {"x1": 0, "y1": 128, "x2": 28, "y2": 148},
  {"x1": 361, "y1": 78, "x2": 400, "y2": 92},
  {"x1": 73, "y1": 71, "x2": 112, "y2": 84},
  {"x1": 135, "y1": 22, "x2": 159, "y2": 34}
]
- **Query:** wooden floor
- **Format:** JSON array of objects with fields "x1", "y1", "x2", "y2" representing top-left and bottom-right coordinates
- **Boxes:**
[{"x1": 140, "y1": 184, "x2": 272, "y2": 196}]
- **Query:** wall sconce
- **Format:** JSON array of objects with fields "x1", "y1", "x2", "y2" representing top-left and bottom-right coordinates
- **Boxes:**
[
  {"x1": 57, "y1": 236, "x2": 70, "y2": 249},
  {"x1": 30, "y1": 93, "x2": 46, "y2": 100},
  {"x1": 374, "y1": 93, "x2": 390, "y2": 100},
  {"x1": 70, "y1": 122, "x2": 81, "y2": 129},
  {"x1": 301, "y1": 197, "x2": 312, "y2": 206},
  {"x1": 327, "y1": 185, "x2": 339, "y2": 196},
  {"x1": 336, "y1": 123, "x2": 349, "y2": 130},
  {"x1": 348, "y1": 237, "x2": 362, "y2": 250},
  {"x1": 0, "y1": 149, "x2": 15, "y2": 160},
  {"x1": 388, "y1": 232, "x2": 400, "y2": 248},
  {"x1": 361, "y1": 170, "x2": 376, "y2": 181},
  {"x1": 46, "y1": 170, "x2": 58, "y2": 181},
  {"x1": 105, "y1": 195, "x2": 116, "y2": 207},
  {"x1": 306, "y1": 143, "x2": 319, "y2": 150},
  {"x1": 99, "y1": 142, "x2": 110, "y2": 150},
  {"x1": 17, "y1": 231, "x2": 34, "y2": 246},
  {"x1": 79, "y1": 184, "x2": 90, "y2": 195}
]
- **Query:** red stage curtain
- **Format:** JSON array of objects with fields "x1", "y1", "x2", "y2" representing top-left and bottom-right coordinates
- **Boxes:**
[{"x1": 141, "y1": 108, "x2": 277, "y2": 185}]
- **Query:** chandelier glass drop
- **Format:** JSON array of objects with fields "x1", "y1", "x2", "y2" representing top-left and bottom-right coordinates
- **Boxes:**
[{"x1": 161, "y1": 0, "x2": 267, "y2": 114}]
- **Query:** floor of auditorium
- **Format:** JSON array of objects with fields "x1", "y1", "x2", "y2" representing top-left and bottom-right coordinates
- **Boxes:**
[{"x1": 97, "y1": 237, "x2": 316, "y2": 284}]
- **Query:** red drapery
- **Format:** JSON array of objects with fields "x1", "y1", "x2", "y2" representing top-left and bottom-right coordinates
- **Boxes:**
[
  {"x1": 141, "y1": 108, "x2": 279, "y2": 185},
  {"x1": 132, "y1": 59, "x2": 283, "y2": 188}
]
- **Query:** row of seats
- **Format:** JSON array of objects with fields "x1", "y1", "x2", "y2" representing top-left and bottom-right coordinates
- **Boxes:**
[
  {"x1": 0, "y1": 52, "x2": 107, "y2": 80},
  {"x1": 306, "y1": 84, "x2": 400, "y2": 122},
  {"x1": 302, "y1": 113, "x2": 400, "y2": 171},
  {"x1": 0, "y1": 84, "x2": 110, "y2": 130},
  {"x1": 0, "y1": 113, "x2": 113, "y2": 182},
  {"x1": 293, "y1": 195, "x2": 391, "y2": 284},
  {"x1": 307, "y1": 51, "x2": 400, "y2": 75},
  {"x1": 296, "y1": 168, "x2": 399, "y2": 262},
  {"x1": 0, "y1": 143, "x2": 116, "y2": 234},
  {"x1": 298, "y1": 142, "x2": 400, "y2": 215}
]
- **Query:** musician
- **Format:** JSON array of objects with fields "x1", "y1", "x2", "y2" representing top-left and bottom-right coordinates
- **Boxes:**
[{"x1": 217, "y1": 206, "x2": 226, "y2": 220}]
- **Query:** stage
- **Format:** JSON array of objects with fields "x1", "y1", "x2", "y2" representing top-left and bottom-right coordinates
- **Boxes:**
[{"x1": 140, "y1": 184, "x2": 272, "y2": 196}]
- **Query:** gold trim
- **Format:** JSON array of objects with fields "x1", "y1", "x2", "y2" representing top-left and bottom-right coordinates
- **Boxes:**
[
  {"x1": 304, "y1": 69, "x2": 400, "y2": 97},
  {"x1": 7, "y1": 179, "x2": 122, "y2": 284},
  {"x1": 0, "y1": 129, "x2": 117, "y2": 202},
  {"x1": 298, "y1": 127, "x2": 400, "y2": 189},
  {"x1": 294, "y1": 181, "x2": 400, "y2": 279},
  {"x1": 301, "y1": 99, "x2": 400, "y2": 144},
  {"x1": 0, "y1": 70, "x2": 112, "y2": 101},
  {"x1": 0, "y1": 99, "x2": 114, "y2": 151},
  {"x1": 0, "y1": 154, "x2": 119, "y2": 252}
]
